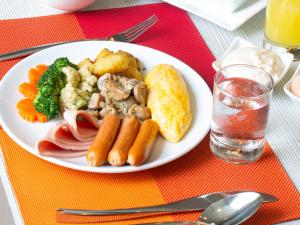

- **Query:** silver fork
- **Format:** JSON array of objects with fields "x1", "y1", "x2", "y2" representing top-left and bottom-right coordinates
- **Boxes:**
[{"x1": 0, "y1": 15, "x2": 158, "y2": 61}]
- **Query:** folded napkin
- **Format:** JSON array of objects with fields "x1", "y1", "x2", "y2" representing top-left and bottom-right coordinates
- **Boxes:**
[{"x1": 0, "y1": 3, "x2": 299, "y2": 225}]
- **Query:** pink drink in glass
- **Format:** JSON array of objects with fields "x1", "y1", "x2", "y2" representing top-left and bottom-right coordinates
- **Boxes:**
[{"x1": 210, "y1": 65, "x2": 274, "y2": 164}]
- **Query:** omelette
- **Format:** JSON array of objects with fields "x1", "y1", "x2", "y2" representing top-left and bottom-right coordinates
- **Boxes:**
[{"x1": 145, "y1": 64, "x2": 192, "y2": 142}]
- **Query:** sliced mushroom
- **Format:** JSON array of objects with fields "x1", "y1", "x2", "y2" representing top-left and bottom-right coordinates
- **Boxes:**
[
  {"x1": 118, "y1": 76, "x2": 139, "y2": 92},
  {"x1": 100, "y1": 90, "x2": 112, "y2": 105},
  {"x1": 99, "y1": 101, "x2": 106, "y2": 109},
  {"x1": 114, "y1": 96, "x2": 138, "y2": 116},
  {"x1": 99, "y1": 105, "x2": 118, "y2": 118},
  {"x1": 133, "y1": 82, "x2": 147, "y2": 105},
  {"x1": 128, "y1": 104, "x2": 151, "y2": 121},
  {"x1": 105, "y1": 80, "x2": 130, "y2": 101},
  {"x1": 97, "y1": 73, "x2": 115, "y2": 91},
  {"x1": 86, "y1": 109, "x2": 100, "y2": 118},
  {"x1": 88, "y1": 93, "x2": 104, "y2": 110}
]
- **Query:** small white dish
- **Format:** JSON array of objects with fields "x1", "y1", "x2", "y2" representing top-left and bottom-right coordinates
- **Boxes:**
[
  {"x1": 284, "y1": 64, "x2": 300, "y2": 104},
  {"x1": 162, "y1": 0, "x2": 267, "y2": 31},
  {"x1": 212, "y1": 36, "x2": 294, "y2": 85},
  {"x1": 41, "y1": 0, "x2": 96, "y2": 11}
]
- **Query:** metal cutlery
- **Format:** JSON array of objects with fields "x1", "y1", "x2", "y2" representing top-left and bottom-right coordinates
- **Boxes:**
[
  {"x1": 0, "y1": 15, "x2": 158, "y2": 61},
  {"x1": 57, "y1": 191, "x2": 277, "y2": 216},
  {"x1": 134, "y1": 192, "x2": 263, "y2": 225}
]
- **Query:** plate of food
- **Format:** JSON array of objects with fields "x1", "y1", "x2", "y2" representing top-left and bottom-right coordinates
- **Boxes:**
[{"x1": 0, "y1": 41, "x2": 212, "y2": 173}]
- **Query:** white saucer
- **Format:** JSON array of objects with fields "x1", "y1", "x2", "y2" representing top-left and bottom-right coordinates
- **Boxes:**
[{"x1": 162, "y1": 0, "x2": 267, "y2": 31}]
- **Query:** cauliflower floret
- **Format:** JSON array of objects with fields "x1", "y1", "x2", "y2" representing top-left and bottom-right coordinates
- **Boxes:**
[
  {"x1": 79, "y1": 81, "x2": 93, "y2": 93},
  {"x1": 79, "y1": 65, "x2": 97, "y2": 86},
  {"x1": 59, "y1": 65, "x2": 97, "y2": 111},
  {"x1": 60, "y1": 84, "x2": 78, "y2": 110},
  {"x1": 78, "y1": 89, "x2": 90, "y2": 100},
  {"x1": 78, "y1": 65, "x2": 90, "y2": 79},
  {"x1": 86, "y1": 75, "x2": 97, "y2": 86},
  {"x1": 62, "y1": 66, "x2": 81, "y2": 87},
  {"x1": 75, "y1": 96, "x2": 88, "y2": 109}
]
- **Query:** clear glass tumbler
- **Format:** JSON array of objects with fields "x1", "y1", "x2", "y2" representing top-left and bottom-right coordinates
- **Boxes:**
[{"x1": 210, "y1": 65, "x2": 274, "y2": 164}]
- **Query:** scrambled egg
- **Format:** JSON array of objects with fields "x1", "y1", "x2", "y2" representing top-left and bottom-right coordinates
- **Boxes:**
[{"x1": 145, "y1": 64, "x2": 192, "y2": 142}]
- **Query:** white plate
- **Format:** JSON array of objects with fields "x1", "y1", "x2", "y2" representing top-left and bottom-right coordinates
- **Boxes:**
[
  {"x1": 162, "y1": 0, "x2": 267, "y2": 31},
  {"x1": 284, "y1": 64, "x2": 300, "y2": 104},
  {"x1": 212, "y1": 36, "x2": 294, "y2": 85},
  {"x1": 0, "y1": 41, "x2": 212, "y2": 173}
]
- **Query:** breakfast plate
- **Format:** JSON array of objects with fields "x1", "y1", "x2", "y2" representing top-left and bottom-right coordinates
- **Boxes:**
[{"x1": 0, "y1": 41, "x2": 212, "y2": 173}]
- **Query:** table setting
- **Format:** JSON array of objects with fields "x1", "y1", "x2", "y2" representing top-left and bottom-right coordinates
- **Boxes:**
[{"x1": 0, "y1": 0, "x2": 299, "y2": 225}]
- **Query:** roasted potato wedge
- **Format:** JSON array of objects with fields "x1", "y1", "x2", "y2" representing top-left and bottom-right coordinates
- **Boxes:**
[
  {"x1": 92, "y1": 53, "x2": 130, "y2": 76},
  {"x1": 122, "y1": 65, "x2": 144, "y2": 81},
  {"x1": 117, "y1": 50, "x2": 140, "y2": 68},
  {"x1": 95, "y1": 48, "x2": 113, "y2": 62},
  {"x1": 77, "y1": 58, "x2": 93, "y2": 71}
]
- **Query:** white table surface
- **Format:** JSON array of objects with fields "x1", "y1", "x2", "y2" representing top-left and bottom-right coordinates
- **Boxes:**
[{"x1": 0, "y1": 0, "x2": 299, "y2": 225}]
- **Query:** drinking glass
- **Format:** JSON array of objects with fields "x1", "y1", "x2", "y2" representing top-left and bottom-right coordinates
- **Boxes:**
[
  {"x1": 264, "y1": 0, "x2": 300, "y2": 60},
  {"x1": 210, "y1": 65, "x2": 274, "y2": 164}
]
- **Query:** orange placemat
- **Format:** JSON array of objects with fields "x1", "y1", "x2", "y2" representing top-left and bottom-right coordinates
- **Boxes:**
[{"x1": 0, "y1": 3, "x2": 300, "y2": 225}]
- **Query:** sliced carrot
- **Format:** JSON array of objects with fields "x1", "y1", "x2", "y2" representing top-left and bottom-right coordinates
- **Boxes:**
[
  {"x1": 18, "y1": 109, "x2": 37, "y2": 122},
  {"x1": 17, "y1": 98, "x2": 37, "y2": 122},
  {"x1": 16, "y1": 98, "x2": 48, "y2": 123},
  {"x1": 19, "y1": 82, "x2": 38, "y2": 99},
  {"x1": 28, "y1": 64, "x2": 48, "y2": 85},
  {"x1": 17, "y1": 64, "x2": 49, "y2": 123},
  {"x1": 36, "y1": 64, "x2": 48, "y2": 73},
  {"x1": 36, "y1": 112, "x2": 48, "y2": 123},
  {"x1": 16, "y1": 98, "x2": 34, "y2": 110}
]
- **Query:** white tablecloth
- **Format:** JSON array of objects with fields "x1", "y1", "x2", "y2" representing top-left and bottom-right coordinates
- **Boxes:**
[{"x1": 0, "y1": 0, "x2": 299, "y2": 224}]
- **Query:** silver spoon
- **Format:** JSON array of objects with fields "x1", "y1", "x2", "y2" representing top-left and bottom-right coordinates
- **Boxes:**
[{"x1": 134, "y1": 192, "x2": 262, "y2": 225}]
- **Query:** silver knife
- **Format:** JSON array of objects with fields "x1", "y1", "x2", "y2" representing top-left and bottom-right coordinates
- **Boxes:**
[{"x1": 57, "y1": 191, "x2": 277, "y2": 216}]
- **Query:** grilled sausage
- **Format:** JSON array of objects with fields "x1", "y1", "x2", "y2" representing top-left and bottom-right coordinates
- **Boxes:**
[
  {"x1": 86, "y1": 114, "x2": 121, "y2": 166},
  {"x1": 107, "y1": 116, "x2": 140, "y2": 166},
  {"x1": 127, "y1": 119, "x2": 158, "y2": 166}
]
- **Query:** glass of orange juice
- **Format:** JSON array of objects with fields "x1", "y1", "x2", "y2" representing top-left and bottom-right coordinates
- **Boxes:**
[{"x1": 264, "y1": 0, "x2": 300, "y2": 60}]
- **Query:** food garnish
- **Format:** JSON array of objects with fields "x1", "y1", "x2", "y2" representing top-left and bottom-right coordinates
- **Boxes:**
[
  {"x1": 17, "y1": 98, "x2": 48, "y2": 122},
  {"x1": 19, "y1": 82, "x2": 38, "y2": 99},
  {"x1": 145, "y1": 64, "x2": 192, "y2": 142},
  {"x1": 34, "y1": 58, "x2": 77, "y2": 119},
  {"x1": 17, "y1": 65, "x2": 48, "y2": 122}
]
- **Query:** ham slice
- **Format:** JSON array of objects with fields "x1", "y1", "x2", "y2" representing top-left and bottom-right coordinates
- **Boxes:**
[
  {"x1": 63, "y1": 110, "x2": 101, "y2": 142},
  {"x1": 36, "y1": 111, "x2": 101, "y2": 158}
]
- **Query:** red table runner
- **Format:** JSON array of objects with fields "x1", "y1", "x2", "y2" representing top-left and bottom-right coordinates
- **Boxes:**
[{"x1": 0, "y1": 3, "x2": 299, "y2": 225}]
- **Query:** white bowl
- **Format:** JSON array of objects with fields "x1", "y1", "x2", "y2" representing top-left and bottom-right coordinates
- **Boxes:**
[
  {"x1": 284, "y1": 64, "x2": 300, "y2": 104},
  {"x1": 41, "y1": 0, "x2": 96, "y2": 11},
  {"x1": 212, "y1": 36, "x2": 294, "y2": 85}
]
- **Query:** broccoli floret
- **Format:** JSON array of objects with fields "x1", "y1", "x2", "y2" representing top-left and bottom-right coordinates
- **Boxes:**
[
  {"x1": 34, "y1": 94, "x2": 60, "y2": 119},
  {"x1": 39, "y1": 76, "x2": 65, "y2": 96},
  {"x1": 34, "y1": 57, "x2": 77, "y2": 119},
  {"x1": 53, "y1": 57, "x2": 78, "y2": 71}
]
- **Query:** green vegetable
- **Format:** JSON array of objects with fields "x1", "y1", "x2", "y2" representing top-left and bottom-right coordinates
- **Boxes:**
[
  {"x1": 34, "y1": 93, "x2": 60, "y2": 119},
  {"x1": 34, "y1": 57, "x2": 77, "y2": 119}
]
